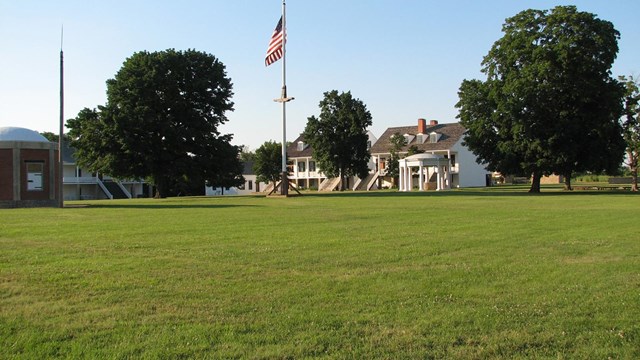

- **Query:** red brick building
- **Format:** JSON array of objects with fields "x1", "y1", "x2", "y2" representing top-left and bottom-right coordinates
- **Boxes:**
[{"x1": 0, "y1": 127, "x2": 60, "y2": 208}]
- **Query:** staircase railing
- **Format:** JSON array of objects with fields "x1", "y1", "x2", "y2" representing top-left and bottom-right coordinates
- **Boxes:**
[
  {"x1": 96, "y1": 178, "x2": 113, "y2": 199},
  {"x1": 116, "y1": 181, "x2": 132, "y2": 199}
]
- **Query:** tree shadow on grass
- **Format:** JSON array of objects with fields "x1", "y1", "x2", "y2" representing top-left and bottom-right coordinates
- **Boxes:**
[
  {"x1": 66, "y1": 196, "x2": 264, "y2": 209},
  {"x1": 77, "y1": 203, "x2": 261, "y2": 209},
  {"x1": 298, "y1": 188, "x2": 637, "y2": 198}
]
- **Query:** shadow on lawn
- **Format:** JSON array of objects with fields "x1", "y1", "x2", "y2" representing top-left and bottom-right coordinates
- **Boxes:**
[
  {"x1": 72, "y1": 203, "x2": 261, "y2": 210},
  {"x1": 300, "y1": 188, "x2": 637, "y2": 198}
]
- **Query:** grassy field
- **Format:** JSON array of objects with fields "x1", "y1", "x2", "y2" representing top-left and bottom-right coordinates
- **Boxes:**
[{"x1": 1, "y1": 189, "x2": 639, "y2": 359}]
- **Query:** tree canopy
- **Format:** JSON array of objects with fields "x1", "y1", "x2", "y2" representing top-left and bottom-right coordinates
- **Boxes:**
[
  {"x1": 253, "y1": 140, "x2": 283, "y2": 191},
  {"x1": 303, "y1": 90, "x2": 372, "y2": 191},
  {"x1": 620, "y1": 75, "x2": 640, "y2": 191},
  {"x1": 456, "y1": 6, "x2": 625, "y2": 192},
  {"x1": 67, "y1": 49, "x2": 242, "y2": 197}
]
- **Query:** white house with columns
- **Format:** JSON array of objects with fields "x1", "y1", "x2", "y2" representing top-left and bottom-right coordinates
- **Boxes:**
[
  {"x1": 285, "y1": 131, "x2": 378, "y2": 191},
  {"x1": 370, "y1": 118, "x2": 489, "y2": 190}
]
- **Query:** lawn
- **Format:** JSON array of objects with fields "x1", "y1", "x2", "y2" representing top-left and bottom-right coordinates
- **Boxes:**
[{"x1": 1, "y1": 189, "x2": 639, "y2": 359}]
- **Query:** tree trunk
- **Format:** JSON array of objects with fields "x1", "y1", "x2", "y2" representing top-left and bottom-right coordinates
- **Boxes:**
[
  {"x1": 154, "y1": 176, "x2": 167, "y2": 198},
  {"x1": 529, "y1": 172, "x2": 541, "y2": 193},
  {"x1": 630, "y1": 152, "x2": 638, "y2": 192},
  {"x1": 563, "y1": 171, "x2": 573, "y2": 191}
]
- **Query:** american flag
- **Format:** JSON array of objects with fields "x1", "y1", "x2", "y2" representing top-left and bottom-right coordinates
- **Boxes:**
[{"x1": 265, "y1": 16, "x2": 284, "y2": 66}]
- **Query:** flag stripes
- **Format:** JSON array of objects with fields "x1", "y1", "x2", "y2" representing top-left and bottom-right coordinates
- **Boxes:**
[{"x1": 265, "y1": 16, "x2": 284, "y2": 66}]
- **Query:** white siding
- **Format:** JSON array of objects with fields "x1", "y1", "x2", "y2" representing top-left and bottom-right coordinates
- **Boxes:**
[{"x1": 450, "y1": 138, "x2": 489, "y2": 187}]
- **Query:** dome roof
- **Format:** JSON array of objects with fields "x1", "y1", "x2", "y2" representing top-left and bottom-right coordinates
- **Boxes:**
[{"x1": 0, "y1": 127, "x2": 50, "y2": 142}]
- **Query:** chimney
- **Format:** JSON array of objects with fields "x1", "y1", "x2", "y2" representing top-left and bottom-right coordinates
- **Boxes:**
[
  {"x1": 430, "y1": 120, "x2": 438, "y2": 126},
  {"x1": 417, "y1": 118, "x2": 427, "y2": 134}
]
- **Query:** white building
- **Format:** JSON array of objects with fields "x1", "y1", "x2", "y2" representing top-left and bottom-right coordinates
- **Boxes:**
[
  {"x1": 369, "y1": 118, "x2": 489, "y2": 190},
  {"x1": 286, "y1": 130, "x2": 378, "y2": 191},
  {"x1": 62, "y1": 141, "x2": 147, "y2": 200},
  {"x1": 205, "y1": 161, "x2": 269, "y2": 196}
]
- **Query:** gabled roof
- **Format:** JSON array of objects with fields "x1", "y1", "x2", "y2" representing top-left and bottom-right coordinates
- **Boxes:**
[
  {"x1": 287, "y1": 130, "x2": 378, "y2": 159},
  {"x1": 369, "y1": 122, "x2": 466, "y2": 154},
  {"x1": 286, "y1": 135, "x2": 313, "y2": 158},
  {"x1": 241, "y1": 161, "x2": 254, "y2": 175}
]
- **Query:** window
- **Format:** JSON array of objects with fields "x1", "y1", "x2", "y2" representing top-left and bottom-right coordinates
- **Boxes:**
[
  {"x1": 429, "y1": 132, "x2": 439, "y2": 143},
  {"x1": 298, "y1": 161, "x2": 306, "y2": 172},
  {"x1": 297, "y1": 141, "x2": 305, "y2": 151},
  {"x1": 248, "y1": 180, "x2": 253, "y2": 190},
  {"x1": 26, "y1": 162, "x2": 44, "y2": 191},
  {"x1": 367, "y1": 140, "x2": 372, "y2": 150},
  {"x1": 309, "y1": 161, "x2": 316, "y2": 172}
]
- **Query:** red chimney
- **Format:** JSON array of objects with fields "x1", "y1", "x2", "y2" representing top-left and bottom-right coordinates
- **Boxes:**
[
  {"x1": 417, "y1": 118, "x2": 427, "y2": 134},
  {"x1": 430, "y1": 120, "x2": 438, "y2": 126}
]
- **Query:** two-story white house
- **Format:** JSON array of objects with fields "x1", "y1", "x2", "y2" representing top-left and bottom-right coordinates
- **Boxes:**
[
  {"x1": 286, "y1": 131, "x2": 378, "y2": 191},
  {"x1": 369, "y1": 118, "x2": 489, "y2": 190},
  {"x1": 62, "y1": 141, "x2": 148, "y2": 200}
]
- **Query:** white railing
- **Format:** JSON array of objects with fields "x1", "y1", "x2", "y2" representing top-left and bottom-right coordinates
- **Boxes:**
[
  {"x1": 116, "y1": 181, "x2": 132, "y2": 199},
  {"x1": 96, "y1": 178, "x2": 113, "y2": 200},
  {"x1": 63, "y1": 176, "x2": 99, "y2": 184},
  {"x1": 290, "y1": 171, "x2": 324, "y2": 180},
  {"x1": 366, "y1": 173, "x2": 379, "y2": 191}
]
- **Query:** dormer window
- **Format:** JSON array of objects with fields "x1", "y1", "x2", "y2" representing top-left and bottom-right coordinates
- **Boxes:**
[
  {"x1": 297, "y1": 141, "x2": 305, "y2": 151},
  {"x1": 429, "y1": 132, "x2": 441, "y2": 143},
  {"x1": 403, "y1": 134, "x2": 415, "y2": 144}
]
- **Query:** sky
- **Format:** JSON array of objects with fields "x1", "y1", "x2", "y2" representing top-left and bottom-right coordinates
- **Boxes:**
[{"x1": 1, "y1": 1, "x2": 639, "y2": 150}]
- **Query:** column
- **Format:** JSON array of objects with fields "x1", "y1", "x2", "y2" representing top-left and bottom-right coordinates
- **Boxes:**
[
  {"x1": 418, "y1": 165, "x2": 424, "y2": 191},
  {"x1": 425, "y1": 166, "x2": 429, "y2": 191},
  {"x1": 402, "y1": 166, "x2": 407, "y2": 191},
  {"x1": 398, "y1": 163, "x2": 404, "y2": 191},
  {"x1": 436, "y1": 165, "x2": 442, "y2": 191}
]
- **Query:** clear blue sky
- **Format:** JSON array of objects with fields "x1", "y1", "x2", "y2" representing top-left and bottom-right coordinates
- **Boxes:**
[{"x1": 1, "y1": 1, "x2": 638, "y2": 150}]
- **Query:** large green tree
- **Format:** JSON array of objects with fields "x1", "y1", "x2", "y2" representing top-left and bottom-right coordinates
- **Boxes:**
[
  {"x1": 456, "y1": 6, "x2": 625, "y2": 192},
  {"x1": 253, "y1": 140, "x2": 283, "y2": 192},
  {"x1": 303, "y1": 90, "x2": 372, "y2": 191},
  {"x1": 67, "y1": 49, "x2": 241, "y2": 197},
  {"x1": 620, "y1": 75, "x2": 640, "y2": 191}
]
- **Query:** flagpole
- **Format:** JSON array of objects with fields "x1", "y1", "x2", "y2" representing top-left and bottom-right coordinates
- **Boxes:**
[
  {"x1": 276, "y1": 0, "x2": 294, "y2": 195},
  {"x1": 58, "y1": 27, "x2": 64, "y2": 208},
  {"x1": 280, "y1": 0, "x2": 288, "y2": 195}
]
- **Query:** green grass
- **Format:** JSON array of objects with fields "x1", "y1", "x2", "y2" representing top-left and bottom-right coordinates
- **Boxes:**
[{"x1": 1, "y1": 189, "x2": 639, "y2": 359}]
